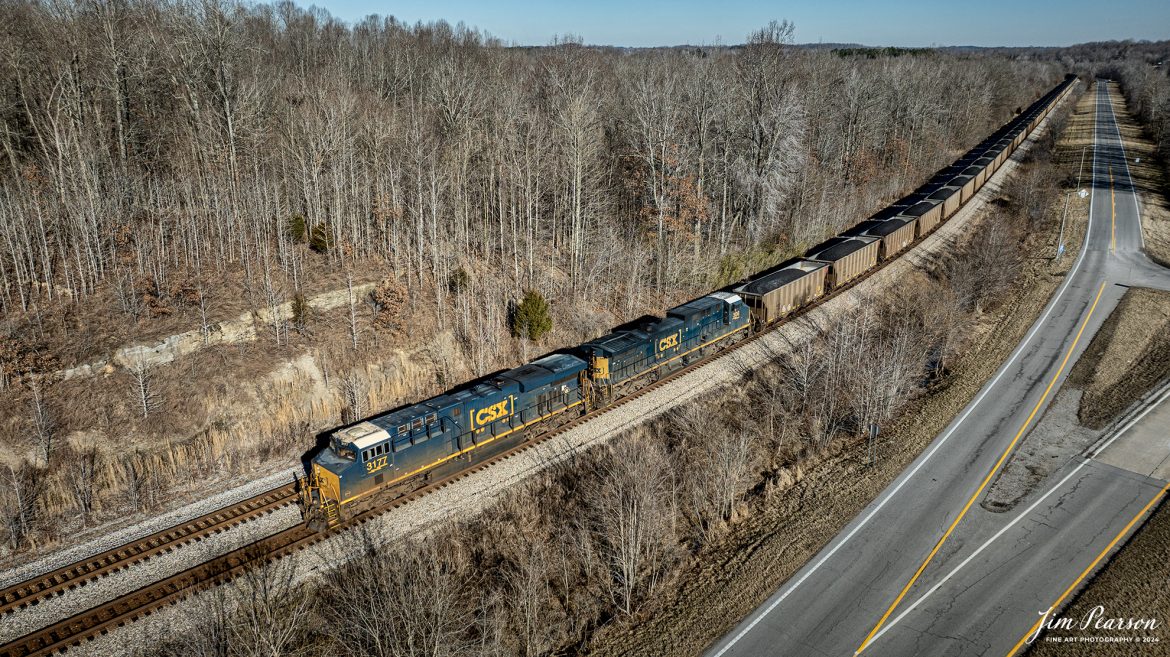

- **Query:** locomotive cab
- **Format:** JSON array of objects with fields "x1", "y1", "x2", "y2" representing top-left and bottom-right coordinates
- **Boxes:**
[{"x1": 305, "y1": 422, "x2": 391, "y2": 529}]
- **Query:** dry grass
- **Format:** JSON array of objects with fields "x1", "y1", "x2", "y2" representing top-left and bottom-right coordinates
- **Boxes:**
[
  {"x1": 1068, "y1": 288, "x2": 1170, "y2": 429},
  {"x1": 584, "y1": 88, "x2": 1093, "y2": 657}
]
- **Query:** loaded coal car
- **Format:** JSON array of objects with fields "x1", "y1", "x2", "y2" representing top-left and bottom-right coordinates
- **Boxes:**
[
  {"x1": 927, "y1": 184, "x2": 962, "y2": 221},
  {"x1": 1012, "y1": 127, "x2": 1026, "y2": 149},
  {"x1": 304, "y1": 352, "x2": 586, "y2": 527},
  {"x1": 575, "y1": 292, "x2": 749, "y2": 405},
  {"x1": 996, "y1": 137, "x2": 1015, "y2": 165},
  {"x1": 911, "y1": 180, "x2": 946, "y2": 204},
  {"x1": 806, "y1": 236, "x2": 880, "y2": 290},
  {"x1": 973, "y1": 155, "x2": 996, "y2": 187},
  {"x1": 950, "y1": 174, "x2": 976, "y2": 204},
  {"x1": 733, "y1": 259, "x2": 828, "y2": 328},
  {"x1": 959, "y1": 166, "x2": 984, "y2": 198},
  {"x1": 843, "y1": 217, "x2": 918, "y2": 260},
  {"x1": 897, "y1": 199, "x2": 944, "y2": 237}
]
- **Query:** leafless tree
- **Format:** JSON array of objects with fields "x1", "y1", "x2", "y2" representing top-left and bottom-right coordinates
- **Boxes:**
[
  {"x1": 505, "y1": 540, "x2": 554, "y2": 657},
  {"x1": 227, "y1": 551, "x2": 313, "y2": 657},
  {"x1": 0, "y1": 463, "x2": 40, "y2": 548},
  {"x1": 588, "y1": 436, "x2": 676, "y2": 615},
  {"x1": 28, "y1": 383, "x2": 56, "y2": 466},
  {"x1": 319, "y1": 534, "x2": 476, "y2": 657},
  {"x1": 66, "y1": 444, "x2": 101, "y2": 524},
  {"x1": 196, "y1": 279, "x2": 213, "y2": 344},
  {"x1": 673, "y1": 404, "x2": 755, "y2": 533},
  {"x1": 346, "y1": 272, "x2": 360, "y2": 351},
  {"x1": 127, "y1": 355, "x2": 159, "y2": 418},
  {"x1": 122, "y1": 449, "x2": 162, "y2": 512},
  {"x1": 339, "y1": 368, "x2": 369, "y2": 424}
]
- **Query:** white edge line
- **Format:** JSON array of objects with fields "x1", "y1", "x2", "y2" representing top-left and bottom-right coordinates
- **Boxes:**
[
  {"x1": 867, "y1": 382, "x2": 1170, "y2": 648},
  {"x1": 708, "y1": 85, "x2": 1089, "y2": 657}
]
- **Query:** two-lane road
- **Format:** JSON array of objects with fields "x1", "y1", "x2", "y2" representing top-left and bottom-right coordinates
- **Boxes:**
[{"x1": 705, "y1": 81, "x2": 1170, "y2": 657}]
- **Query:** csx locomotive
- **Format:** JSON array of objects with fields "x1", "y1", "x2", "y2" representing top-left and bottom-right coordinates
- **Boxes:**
[
  {"x1": 304, "y1": 291, "x2": 750, "y2": 527},
  {"x1": 302, "y1": 75, "x2": 1076, "y2": 529}
]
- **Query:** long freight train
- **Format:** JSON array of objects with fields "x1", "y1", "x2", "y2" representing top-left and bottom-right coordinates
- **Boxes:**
[{"x1": 301, "y1": 74, "x2": 1077, "y2": 529}]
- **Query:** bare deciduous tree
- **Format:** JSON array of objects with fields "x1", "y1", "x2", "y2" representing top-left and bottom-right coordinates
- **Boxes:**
[
  {"x1": 674, "y1": 403, "x2": 756, "y2": 533},
  {"x1": 339, "y1": 368, "x2": 369, "y2": 424},
  {"x1": 228, "y1": 551, "x2": 312, "y2": 657},
  {"x1": 126, "y1": 356, "x2": 160, "y2": 418},
  {"x1": 0, "y1": 463, "x2": 40, "y2": 548},
  {"x1": 28, "y1": 383, "x2": 56, "y2": 465},
  {"x1": 319, "y1": 534, "x2": 476, "y2": 657},
  {"x1": 588, "y1": 436, "x2": 676, "y2": 615},
  {"x1": 66, "y1": 444, "x2": 100, "y2": 524},
  {"x1": 122, "y1": 449, "x2": 162, "y2": 512}
]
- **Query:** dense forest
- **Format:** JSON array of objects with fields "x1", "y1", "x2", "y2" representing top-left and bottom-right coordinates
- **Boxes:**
[{"x1": 0, "y1": 2, "x2": 1061, "y2": 357}]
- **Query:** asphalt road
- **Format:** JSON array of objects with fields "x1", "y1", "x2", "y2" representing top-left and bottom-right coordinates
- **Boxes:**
[{"x1": 704, "y1": 81, "x2": 1170, "y2": 657}]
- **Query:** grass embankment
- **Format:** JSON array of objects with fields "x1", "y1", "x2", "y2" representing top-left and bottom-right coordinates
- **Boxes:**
[
  {"x1": 1068, "y1": 288, "x2": 1170, "y2": 429},
  {"x1": 585, "y1": 86, "x2": 1093, "y2": 657}
]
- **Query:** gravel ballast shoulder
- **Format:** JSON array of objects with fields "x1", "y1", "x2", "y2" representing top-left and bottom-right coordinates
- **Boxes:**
[{"x1": 0, "y1": 466, "x2": 298, "y2": 592}]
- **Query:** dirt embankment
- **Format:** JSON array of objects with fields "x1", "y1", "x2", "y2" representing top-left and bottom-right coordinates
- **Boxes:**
[{"x1": 585, "y1": 88, "x2": 1089, "y2": 657}]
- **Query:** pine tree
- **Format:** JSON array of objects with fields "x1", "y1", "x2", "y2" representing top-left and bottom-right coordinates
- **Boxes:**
[
  {"x1": 309, "y1": 224, "x2": 333, "y2": 253},
  {"x1": 287, "y1": 214, "x2": 307, "y2": 243},
  {"x1": 511, "y1": 290, "x2": 553, "y2": 342}
]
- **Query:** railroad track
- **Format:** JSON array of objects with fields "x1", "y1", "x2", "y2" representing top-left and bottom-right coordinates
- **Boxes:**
[
  {"x1": 0, "y1": 484, "x2": 296, "y2": 619},
  {"x1": 0, "y1": 85, "x2": 1073, "y2": 657}
]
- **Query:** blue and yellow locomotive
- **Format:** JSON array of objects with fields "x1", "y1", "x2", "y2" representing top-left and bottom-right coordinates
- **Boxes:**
[
  {"x1": 305, "y1": 352, "x2": 586, "y2": 527},
  {"x1": 303, "y1": 292, "x2": 749, "y2": 528}
]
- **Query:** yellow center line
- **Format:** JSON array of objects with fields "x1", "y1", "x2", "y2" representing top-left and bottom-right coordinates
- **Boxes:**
[
  {"x1": 855, "y1": 281, "x2": 1108, "y2": 655},
  {"x1": 1004, "y1": 478, "x2": 1170, "y2": 656},
  {"x1": 1110, "y1": 166, "x2": 1116, "y2": 252}
]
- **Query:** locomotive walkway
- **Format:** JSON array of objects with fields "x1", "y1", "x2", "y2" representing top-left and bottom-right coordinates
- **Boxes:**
[{"x1": 705, "y1": 81, "x2": 1170, "y2": 657}]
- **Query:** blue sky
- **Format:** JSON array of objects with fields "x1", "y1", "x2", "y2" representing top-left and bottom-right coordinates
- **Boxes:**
[{"x1": 303, "y1": 0, "x2": 1169, "y2": 47}]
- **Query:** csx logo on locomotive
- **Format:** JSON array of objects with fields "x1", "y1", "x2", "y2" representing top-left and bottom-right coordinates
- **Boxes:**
[
  {"x1": 657, "y1": 332, "x2": 680, "y2": 353},
  {"x1": 472, "y1": 397, "x2": 512, "y2": 428}
]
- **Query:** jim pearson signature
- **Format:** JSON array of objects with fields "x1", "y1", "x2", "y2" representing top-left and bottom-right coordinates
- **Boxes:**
[{"x1": 1028, "y1": 605, "x2": 1160, "y2": 644}]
